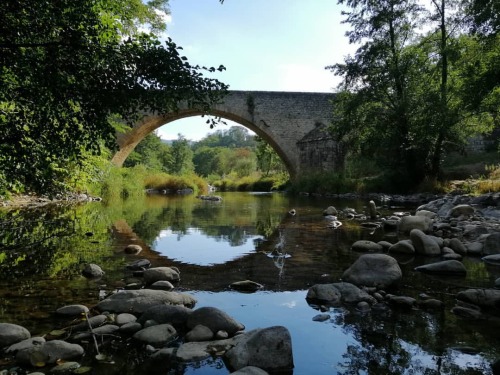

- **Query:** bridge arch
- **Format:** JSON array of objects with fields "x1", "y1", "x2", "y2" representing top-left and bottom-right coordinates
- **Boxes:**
[{"x1": 111, "y1": 90, "x2": 337, "y2": 178}]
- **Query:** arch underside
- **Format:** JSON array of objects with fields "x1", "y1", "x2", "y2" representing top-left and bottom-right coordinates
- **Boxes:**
[{"x1": 112, "y1": 108, "x2": 296, "y2": 177}]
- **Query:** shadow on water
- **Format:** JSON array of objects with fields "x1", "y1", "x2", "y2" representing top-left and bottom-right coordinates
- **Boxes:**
[{"x1": 0, "y1": 192, "x2": 499, "y2": 374}]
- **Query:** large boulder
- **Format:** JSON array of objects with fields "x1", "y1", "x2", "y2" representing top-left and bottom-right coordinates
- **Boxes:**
[
  {"x1": 448, "y1": 204, "x2": 475, "y2": 218},
  {"x1": 398, "y1": 216, "x2": 432, "y2": 233},
  {"x1": 95, "y1": 289, "x2": 196, "y2": 314},
  {"x1": 415, "y1": 260, "x2": 467, "y2": 276},
  {"x1": 410, "y1": 229, "x2": 441, "y2": 256},
  {"x1": 133, "y1": 324, "x2": 177, "y2": 347},
  {"x1": 224, "y1": 326, "x2": 293, "y2": 374},
  {"x1": 342, "y1": 254, "x2": 402, "y2": 288},
  {"x1": 187, "y1": 307, "x2": 244, "y2": 336},
  {"x1": 483, "y1": 233, "x2": 500, "y2": 255},
  {"x1": 0, "y1": 323, "x2": 31, "y2": 348},
  {"x1": 137, "y1": 304, "x2": 192, "y2": 327},
  {"x1": 143, "y1": 267, "x2": 180, "y2": 285},
  {"x1": 16, "y1": 340, "x2": 84, "y2": 365},
  {"x1": 457, "y1": 289, "x2": 500, "y2": 311},
  {"x1": 306, "y1": 282, "x2": 376, "y2": 305},
  {"x1": 351, "y1": 240, "x2": 383, "y2": 253}
]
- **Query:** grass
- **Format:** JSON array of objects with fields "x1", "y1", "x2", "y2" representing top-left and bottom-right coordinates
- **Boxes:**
[{"x1": 211, "y1": 172, "x2": 289, "y2": 192}]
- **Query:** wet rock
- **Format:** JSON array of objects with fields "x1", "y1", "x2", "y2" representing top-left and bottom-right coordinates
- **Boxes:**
[
  {"x1": 448, "y1": 204, "x2": 475, "y2": 218},
  {"x1": 323, "y1": 206, "x2": 338, "y2": 216},
  {"x1": 483, "y1": 233, "x2": 500, "y2": 255},
  {"x1": 6, "y1": 337, "x2": 45, "y2": 354},
  {"x1": 82, "y1": 263, "x2": 105, "y2": 278},
  {"x1": 387, "y1": 295, "x2": 416, "y2": 309},
  {"x1": 56, "y1": 304, "x2": 89, "y2": 316},
  {"x1": 356, "y1": 301, "x2": 371, "y2": 312},
  {"x1": 448, "y1": 238, "x2": 467, "y2": 255},
  {"x1": 231, "y1": 366, "x2": 269, "y2": 375},
  {"x1": 119, "y1": 322, "x2": 143, "y2": 334},
  {"x1": 216, "y1": 330, "x2": 229, "y2": 340},
  {"x1": 342, "y1": 254, "x2": 402, "y2": 288},
  {"x1": 442, "y1": 253, "x2": 463, "y2": 260},
  {"x1": 230, "y1": 280, "x2": 264, "y2": 292},
  {"x1": 415, "y1": 210, "x2": 437, "y2": 220},
  {"x1": 126, "y1": 259, "x2": 151, "y2": 271},
  {"x1": 410, "y1": 229, "x2": 441, "y2": 256},
  {"x1": 92, "y1": 324, "x2": 120, "y2": 335},
  {"x1": 377, "y1": 241, "x2": 393, "y2": 251},
  {"x1": 224, "y1": 326, "x2": 294, "y2": 373},
  {"x1": 185, "y1": 324, "x2": 214, "y2": 342},
  {"x1": 49, "y1": 362, "x2": 81, "y2": 373},
  {"x1": 133, "y1": 324, "x2": 177, "y2": 347},
  {"x1": 351, "y1": 240, "x2": 383, "y2": 252},
  {"x1": 124, "y1": 244, "x2": 142, "y2": 254},
  {"x1": 482, "y1": 254, "x2": 500, "y2": 266},
  {"x1": 72, "y1": 314, "x2": 107, "y2": 331},
  {"x1": 0, "y1": 323, "x2": 31, "y2": 348},
  {"x1": 116, "y1": 313, "x2": 137, "y2": 326},
  {"x1": 398, "y1": 216, "x2": 432, "y2": 233},
  {"x1": 466, "y1": 241, "x2": 484, "y2": 255},
  {"x1": 187, "y1": 307, "x2": 245, "y2": 336},
  {"x1": 388, "y1": 240, "x2": 415, "y2": 254},
  {"x1": 137, "y1": 304, "x2": 192, "y2": 328},
  {"x1": 17, "y1": 340, "x2": 84, "y2": 365},
  {"x1": 143, "y1": 267, "x2": 180, "y2": 285},
  {"x1": 312, "y1": 314, "x2": 330, "y2": 322},
  {"x1": 418, "y1": 299, "x2": 445, "y2": 310},
  {"x1": 451, "y1": 306, "x2": 484, "y2": 319},
  {"x1": 457, "y1": 288, "x2": 500, "y2": 310},
  {"x1": 415, "y1": 260, "x2": 467, "y2": 276},
  {"x1": 368, "y1": 200, "x2": 377, "y2": 219},
  {"x1": 149, "y1": 280, "x2": 175, "y2": 290},
  {"x1": 96, "y1": 289, "x2": 197, "y2": 314},
  {"x1": 306, "y1": 282, "x2": 375, "y2": 305},
  {"x1": 496, "y1": 278, "x2": 500, "y2": 288}
]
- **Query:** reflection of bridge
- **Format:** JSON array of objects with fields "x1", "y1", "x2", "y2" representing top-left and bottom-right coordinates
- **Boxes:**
[{"x1": 111, "y1": 90, "x2": 340, "y2": 178}]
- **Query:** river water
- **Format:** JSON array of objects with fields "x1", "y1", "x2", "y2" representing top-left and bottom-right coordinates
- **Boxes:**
[{"x1": 0, "y1": 192, "x2": 499, "y2": 374}]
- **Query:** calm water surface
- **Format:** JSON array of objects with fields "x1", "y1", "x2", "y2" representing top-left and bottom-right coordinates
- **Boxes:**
[{"x1": 0, "y1": 192, "x2": 499, "y2": 374}]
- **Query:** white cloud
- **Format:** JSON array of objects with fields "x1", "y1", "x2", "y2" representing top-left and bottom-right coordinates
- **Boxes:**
[{"x1": 278, "y1": 63, "x2": 339, "y2": 92}]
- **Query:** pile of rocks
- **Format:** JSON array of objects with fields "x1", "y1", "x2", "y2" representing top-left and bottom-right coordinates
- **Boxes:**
[{"x1": 0, "y1": 263, "x2": 293, "y2": 375}]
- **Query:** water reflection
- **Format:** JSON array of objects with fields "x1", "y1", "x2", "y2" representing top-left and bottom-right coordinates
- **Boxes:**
[{"x1": 0, "y1": 193, "x2": 499, "y2": 374}]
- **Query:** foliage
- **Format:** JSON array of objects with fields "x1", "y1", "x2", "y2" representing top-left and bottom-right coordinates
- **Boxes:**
[
  {"x1": 167, "y1": 135, "x2": 195, "y2": 175},
  {"x1": 192, "y1": 126, "x2": 256, "y2": 150},
  {"x1": 255, "y1": 137, "x2": 287, "y2": 176},
  {"x1": 124, "y1": 132, "x2": 171, "y2": 171},
  {"x1": 0, "y1": 0, "x2": 227, "y2": 196}
]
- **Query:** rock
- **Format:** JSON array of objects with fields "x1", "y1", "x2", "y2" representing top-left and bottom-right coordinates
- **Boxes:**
[
  {"x1": 82, "y1": 263, "x2": 105, "y2": 278},
  {"x1": 357, "y1": 301, "x2": 371, "y2": 312},
  {"x1": 443, "y1": 253, "x2": 463, "y2": 260},
  {"x1": 133, "y1": 324, "x2": 177, "y2": 347},
  {"x1": 323, "y1": 206, "x2": 338, "y2": 216},
  {"x1": 483, "y1": 233, "x2": 500, "y2": 255},
  {"x1": 398, "y1": 216, "x2": 432, "y2": 233},
  {"x1": 342, "y1": 254, "x2": 402, "y2": 288},
  {"x1": 466, "y1": 242, "x2": 484, "y2": 255},
  {"x1": 448, "y1": 204, "x2": 475, "y2": 217},
  {"x1": 137, "y1": 304, "x2": 193, "y2": 327},
  {"x1": 368, "y1": 200, "x2": 377, "y2": 219},
  {"x1": 382, "y1": 219, "x2": 399, "y2": 231},
  {"x1": 124, "y1": 244, "x2": 142, "y2": 254},
  {"x1": 126, "y1": 259, "x2": 151, "y2": 271},
  {"x1": 187, "y1": 307, "x2": 244, "y2": 336},
  {"x1": 215, "y1": 330, "x2": 229, "y2": 340},
  {"x1": 410, "y1": 229, "x2": 441, "y2": 256},
  {"x1": 496, "y1": 278, "x2": 500, "y2": 288},
  {"x1": 377, "y1": 241, "x2": 393, "y2": 250},
  {"x1": 56, "y1": 304, "x2": 89, "y2": 316},
  {"x1": 482, "y1": 254, "x2": 500, "y2": 266},
  {"x1": 448, "y1": 238, "x2": 467, "y2": 255},
  {"x1": 428, "y1": 235, "x2": 444, "y2": 247},
  {"x1": 451, "y1": 306, "x2": 484, "y2": 319},
  {"x1": 17, "y1": 340, "x2": 84, "y2": 365},
  {"x1": 96, "y1": 289, "x2": 196, "y2": 314},
  {"x1": 0, "y1": 323, "x2": 31, "y2": 348},
  {"x1": 387, "y1": 295, "x2": 416, "y2": 309},
  {"x1": 312, "y1": 314, "x2": 330, "y2": 322},
  {"x1": 415, "y1": 260, "x2": 467, "y2": 276},
  {"x1": 119, "y1": 322, "x2": 143, "y2": 334},
  {"x1": 72, "y1": 314, "x2": 107, "y2": 331},
  {"x1": 231, "y1": 366, "x2": 269, "y2": 375},
  {"x1": 306, "y1": 282, "x2": 376, "y2": 305},
  {"x1": 457, "y1": 288, "x2": 500, "y2": 310},
  {"x1": 388, "y1": 240, "x2": 415, "y2": 254},
  {"x1": 230, "y1": 280, "x2": 264, "y2": 292},
  {"x1": 185, "y1": 324, "x2": 214, "y2": 342},
  {"x1": 351, "y1": 240, "x2": 383, "y2": 252},
  {"x1": 143, "y1": 267, "x2": 180, "y2": 284},
  {"x1": 418, "y1": 299, "x2": 445, "y2": 310},
  {"x1": 92, "y1": 324, "x2": 120, "y2": 335},
  {"x1": 6, "y1": 337, "x2": 45, "y2": 354},
  {"x1": 116, "y1": 313, "x2": 137, "y2": 326},
  {"x1": 224, "y1": 326, "x2": 293, "y2": 373},
  {"x1": 149, "y1": 280, "x2": 175, "y2": 290},
  {"x1": 415, "y1": 210, "x2": 437, "y2": 220}
]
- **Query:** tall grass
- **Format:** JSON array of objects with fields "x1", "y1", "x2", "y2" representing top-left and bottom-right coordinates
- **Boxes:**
[{"x1": 211, "y1": 172, "x2": 289, "y2": 192}]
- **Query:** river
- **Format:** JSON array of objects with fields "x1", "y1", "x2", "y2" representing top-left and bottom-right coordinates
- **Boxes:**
[{"x1": 0, "y1": 192, "x2": 498, "y2": 374}]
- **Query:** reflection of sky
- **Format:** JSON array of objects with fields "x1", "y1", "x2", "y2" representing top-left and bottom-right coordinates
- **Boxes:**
[{"x1": 153, "y1": 227, "x2": 262, "y2": 266}]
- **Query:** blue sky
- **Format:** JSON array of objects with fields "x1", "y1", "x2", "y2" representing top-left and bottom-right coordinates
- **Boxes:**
[{"x1": 156, "y1": 0, "x2": 355, "y2": 141}]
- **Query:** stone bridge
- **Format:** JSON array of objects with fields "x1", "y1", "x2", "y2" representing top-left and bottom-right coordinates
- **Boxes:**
[{"x1": 112, "y1": 90, "x2": 340, "y2": 178}]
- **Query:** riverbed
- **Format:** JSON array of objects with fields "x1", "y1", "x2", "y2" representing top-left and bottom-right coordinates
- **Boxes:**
[{"x1": 0, "y1": 192, "x2": 498, "y2": 374}]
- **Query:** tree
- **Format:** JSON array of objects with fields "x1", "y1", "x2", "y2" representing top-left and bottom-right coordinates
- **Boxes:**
[
  {"x1": 0, "y1": 0, "x2": 227, "y2": 195},
  {"x1": 124, "y1": 132, "x2": 171, "y2": 171},
  {"x1": 167, "y1": 135, "x2": 194, "y2": 175},
  {"x1": 255, "y1": 137, "x2": 286, "y2": 176}
]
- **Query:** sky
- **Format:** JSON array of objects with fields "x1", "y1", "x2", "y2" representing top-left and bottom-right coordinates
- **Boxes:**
[{"x1": 155, "y1": 0, "x2": 356, "y2": 141}]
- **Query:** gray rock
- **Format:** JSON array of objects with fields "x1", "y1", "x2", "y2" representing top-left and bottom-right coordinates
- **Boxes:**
[
  {"x1": 137, "y1": 304, "x2": 192, "y2": 327},
  {"x1": 305, "y1": 284, "x2": 341, "y2": 304},
  {"x1": 368, "y1": 200, "x2": 377, "y2": 219},
  {"x1": 306, "y1": 282, "x2": 376, "y2": 305},
  {"x1": 72, "y1": 314, "x2": 107, "y2": 331},
  {"x1": 377, "y1": 241, "x2": 393, "y2": 250},
  {"x1": 187, "y1": 307, "x2": 244, "y2": 336},
  {"x1": 6, "y1": 337, "x2": 45, "y2": 354},
  {"x1": 387, "y1": 295, "x2": 416, "y2": 309},
  {"x1": 443, "y1": 253, "x2": 463, "y2": 260},
  {"x1": 124, "y1": 244, "x2": 142, "y2": 255},
  {"x1": 82, "y1": 263, "x2": 105, "y2": 278},
  {"x1": 351, "y1": 240, "x2": 383, "y2": 252},
  {"x1": 119, "y1": 322, "x2": 143, "y2": 334},
  {"x1": 323, "y1": 206, "x2": 338, "y2": 216},
  {"x1": 452, "y1": 306, "x2": 484, "y2": 319},
  {"x1": 56, "y1": 304, "x2": 89, "y2": 316},
  {"x1": 143, "y1": 267, "x2": 180, "y2": 284},
  {"x1": 415, "y1": 260, "x2": 467, "y2": 276},
  {"x1": 224, "y1": 326, "x2": 293, "y2": 373},
  {"x1": 149, "y1": 280, "x2": 175, "y2": 290},
  {"x1": 448, "y1": 238, "x2": 467, "y2": 255},
  {"x1": 126, "y1": 259, "x2": 151, "y2": 271},
  {"x1": 466, "y1": 241, "x2": 484, "y2": 255},
  {"x1": 410, "y1": 229, "x2": 441, "y2": 256},
  {"x1": 495, "y1": 278, "x2": 500, "y2": 288},
  {"x1": 418, "y1": 299, "x2": 445, "y2": 310},
  {"x1": 17, "y1": 340, "x2": 84, "y2": 365},
  {"x1": 428, "y1": 235, "x2": 444, "y2": 247},
  {"x1": 116, "y1": 313, "x2": 137, "y2": 326},
  {"x1": 388, "y1": 240, "x2": 415, "y2": 254},
  {"x1": 382, "y1": 219, "x2": 399, "y2": 231},
  {"x1": 96, "y1": 289, "x2": 196, "y2": 314},
  {"x1": 0, "y1": 323, "x2": 31, "y2": 348},
  {"x1": 483, "y1": 233, "x2": 500, "y2": 255},
  {"x1": 415, "y1": 210, "x2": 437, "y2": 220},
  {"x1": 92, "y1": 324, "x2": 120, "y2": 335},
  {"x1": 448, "y1": 204, "x2": 475, "y2": 217},
  {"x1": 457, "y1": 288, "x2": 500, "y2": 310},
  {"x1": 133, "y1": 324, "x2": 177, "y2": 347},
  {"x1": 398, "y1": 216, "x2": 432, "y2": 233},
  {"x1": 312, "y1": 314, "x2": 330, "y2": 322},
  {"x1": 482, "y1": 254, "x2": 500, "y2": 265},
  {"x1": 342, "y1": 254, "x2": 402, "y2": 288},
  {"x1": 357, "y1": 301, "x2": 371, "y2": 312},
  {"x1": 215, "y1": 330, "x2": 229, "y2": 340},
  {"x1": 185, "y1": 324, "x2": 214, "y2": 342},
  {"x1": 230, "y1": 280, "x2": 264, "y2": 292},
  {"x1": 49, "y1": 362, "x2": 81, "y2": 373},
  {"x1": 231, "y1": 366, "x2": 269, "y2": 375}
]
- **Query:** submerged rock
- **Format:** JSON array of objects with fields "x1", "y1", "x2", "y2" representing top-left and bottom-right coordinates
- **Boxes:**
[
  {"x1": 415, "y1": 260, "x2": 467, "y2": 276},
  {"x1": 133, "y1": 324, "x2": 177, "y2": 347},
  {"x1": 230, "y1": 280, "x2": 264, "y2": 292},
  {"x1": 187, "y1": 307, "x2": 245, "y2": 336}
]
